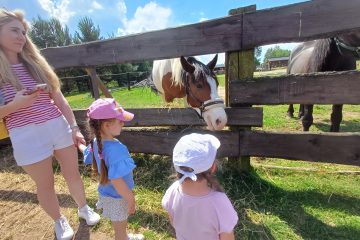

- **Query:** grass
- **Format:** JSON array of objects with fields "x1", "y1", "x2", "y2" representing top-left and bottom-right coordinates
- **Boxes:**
[{"x1": 1, "y1": 70, "x2": 360, "y2": 239}]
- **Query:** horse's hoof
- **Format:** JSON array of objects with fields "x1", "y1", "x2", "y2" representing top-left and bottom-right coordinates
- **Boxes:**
[{"x1": 287, "y1": 112, "x2": 294, "y2": 118}]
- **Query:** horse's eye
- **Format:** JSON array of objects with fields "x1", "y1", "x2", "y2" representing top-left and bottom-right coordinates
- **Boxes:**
[{"x1": 196, "y1": 84, "x2": 203, "y2": 89}]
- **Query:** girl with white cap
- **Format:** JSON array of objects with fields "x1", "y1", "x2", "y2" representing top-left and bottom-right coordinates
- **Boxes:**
[{"x1": 162, "y1": 133, "x2": 238, "y2": 240}]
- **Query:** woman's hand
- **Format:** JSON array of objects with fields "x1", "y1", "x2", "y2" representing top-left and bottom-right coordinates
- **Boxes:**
[
  {"x1": 12, "y1": 90, "x2": 39, "y2": 109},
  {"x1": 71, "y1": 128, "x2": 86, "y2": 147}
]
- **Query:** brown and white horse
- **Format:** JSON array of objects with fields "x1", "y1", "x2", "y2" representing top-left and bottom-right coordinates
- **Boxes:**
[{"x1": 152, "y1": 55, "x2": 227, "y2": 130}]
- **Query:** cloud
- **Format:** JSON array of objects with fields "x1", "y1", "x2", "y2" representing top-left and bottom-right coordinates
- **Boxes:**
[
  {"x1": 91, "y1": 1, "x2": 103, "y2": 10},
  {"x1": 117, "y1": 1, "x2": 171, "y2": 36},
  {"x1": 37, "y1": 0, "x2": 75, "y2": 24},
  {"x1": 88, "y1": 1, "x2": 103, "y2": 13}
]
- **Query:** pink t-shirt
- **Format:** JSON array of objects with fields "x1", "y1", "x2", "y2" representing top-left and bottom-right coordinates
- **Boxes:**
[
  {"x1": 0, "y1": 63, "x2": 62, "y2": 130},
  {"x1": 162, "y1": 181, "x2": 238, "y2": 240}
]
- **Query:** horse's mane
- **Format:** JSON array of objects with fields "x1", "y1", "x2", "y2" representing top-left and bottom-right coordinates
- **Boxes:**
[
  {"x1": 308, "y1": 38, "x2": 333, "y2": 72},
  {"x1": 171, "y1": 57, "x2": 214, "y2": 86}
]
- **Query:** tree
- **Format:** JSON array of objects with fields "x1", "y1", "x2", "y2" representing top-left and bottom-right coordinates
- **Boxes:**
[
  {"x1": 73, "y1": 17, "x2": 102, "y2": 43},
  {"x1": 29, "y1": 16, "x2": 72, "y2": 48},
  {"x1": 136, "y1": 61, "x2": 151, "y2": 72},
  {"x1": 254, "y1": 46, "x2": 262, "y2": 66},
  {"x1": 263, "y1": 45, "x2": 291, "y2": 63}
]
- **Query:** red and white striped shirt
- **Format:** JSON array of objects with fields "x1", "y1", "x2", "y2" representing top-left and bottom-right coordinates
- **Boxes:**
[{"x1": 0, "y1": 63, "x2": 62, "y2": 130}]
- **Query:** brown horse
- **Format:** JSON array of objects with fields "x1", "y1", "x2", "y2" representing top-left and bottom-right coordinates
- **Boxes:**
[
  {"x1": 152, "y1": 55, "x2": 227, "y2": 130},
  {"x1": 287, "y1": 31, "x2": 360, "y2": 131}
]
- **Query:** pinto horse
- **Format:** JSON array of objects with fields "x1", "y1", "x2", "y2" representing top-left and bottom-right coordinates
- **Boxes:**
[
  {"x1": 287, "y1": 31, "x2": 360, "y2": 132},
  {"x1": 152, "y1": 55, "x2": 227, "y2": 130}
]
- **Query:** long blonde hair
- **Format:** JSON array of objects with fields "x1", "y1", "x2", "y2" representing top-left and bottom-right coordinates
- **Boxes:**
[{"x1": 0, "y1": 9, "x2": 60, "y2": 91}]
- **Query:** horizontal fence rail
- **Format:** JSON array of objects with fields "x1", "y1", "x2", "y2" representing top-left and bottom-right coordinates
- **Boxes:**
[
  {"x1": 117, "y1": 130, "x2": 240, "y2": 157},
  {"x1": 74, "y1": 107, "x2": 263, "y2": 127},
  {"x1": 41, "y1": 0, "x2": 360, "y2": 69},
  {"x1": 239, "y1": 131, "x2": 360, "y2": 166},
  {"x1": 229, "y1": 70, "x2": 360, "y2": 105}
]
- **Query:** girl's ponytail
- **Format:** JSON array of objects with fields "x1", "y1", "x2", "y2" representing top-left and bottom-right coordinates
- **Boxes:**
[{"x1": 89, "y1": 119, "x2": 109, "y2": 185}]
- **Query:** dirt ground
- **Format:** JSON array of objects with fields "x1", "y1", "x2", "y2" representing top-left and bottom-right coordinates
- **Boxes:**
[{"x1": 0, "y1": 146, "x2": 111, "y2": 240}]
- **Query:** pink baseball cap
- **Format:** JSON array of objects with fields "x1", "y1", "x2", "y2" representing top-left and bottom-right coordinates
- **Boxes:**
[{"x1": 87, "y1": 98, "x2": 134, "y2": 122}]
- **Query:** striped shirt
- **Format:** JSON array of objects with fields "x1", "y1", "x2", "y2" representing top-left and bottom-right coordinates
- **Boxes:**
[{"x1": 0, "y1": 63, "x2": 62, "y2": 130}]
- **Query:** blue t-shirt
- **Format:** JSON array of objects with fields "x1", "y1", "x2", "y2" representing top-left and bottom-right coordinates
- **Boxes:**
[{"x1": 83, "y1": 138, "x2": 136, "y2": 199}]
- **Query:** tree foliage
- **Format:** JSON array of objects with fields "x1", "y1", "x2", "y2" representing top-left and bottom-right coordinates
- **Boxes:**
[
  {"x1": 73, "y1": 17, "x2": 102, "y2": 43},
  {"x1": 263, "y1": 45, "x2": 291, "y2": 63},
  {"x1": 29, "y1": 16, "x2": 72, "y2": 48},
  {"x1": 254, "y1": 46, "x2": 262, "y2": 66}
]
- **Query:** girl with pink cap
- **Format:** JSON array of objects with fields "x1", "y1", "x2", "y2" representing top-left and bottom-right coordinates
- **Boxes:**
[{"x1": 78, "y1": 98, "x2": 143, "y2": 240}]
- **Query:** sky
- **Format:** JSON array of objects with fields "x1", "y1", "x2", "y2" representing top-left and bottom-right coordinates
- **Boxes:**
[{"x1": 0, "y1": 0, "x2": 307, "y2": 64}]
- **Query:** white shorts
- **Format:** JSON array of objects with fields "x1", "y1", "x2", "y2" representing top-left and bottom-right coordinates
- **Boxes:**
[
  {"x1": 9, "y1": 116, "x2": 74, "y2": 166},
  {"x1": 96, "y1": 196, "x2": 128, "y2": 222}
]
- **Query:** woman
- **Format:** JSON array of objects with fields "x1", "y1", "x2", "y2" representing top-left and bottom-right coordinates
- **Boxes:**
[{"x1": 0, "y1": 9, "x2": 100, "y2": 240}]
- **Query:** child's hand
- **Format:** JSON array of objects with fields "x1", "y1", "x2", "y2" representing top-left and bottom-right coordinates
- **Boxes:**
[
  {"x1": 77, "y1": 143, "x2": 87, "y2": 153},
  {"x1": 128, "y1": 199, "x2": 136, "y2": 215}
]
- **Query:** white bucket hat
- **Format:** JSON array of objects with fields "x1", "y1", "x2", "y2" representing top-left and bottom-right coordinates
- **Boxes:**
[{"x1": 173, "y1": 133, "x2": 221, "y2": 184}]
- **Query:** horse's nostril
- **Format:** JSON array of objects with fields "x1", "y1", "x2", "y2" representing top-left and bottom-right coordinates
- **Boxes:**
[{"x1": 216, "y1": 119, "x2": 221, "y2": 125}]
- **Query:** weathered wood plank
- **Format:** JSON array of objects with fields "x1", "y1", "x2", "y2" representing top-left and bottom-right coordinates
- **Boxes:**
[
  {"x1": 41, "y1": 0, "x2": 360, "y2": 69},
  {"x1": 240, "y1": 131, "x2": 360, "y2": 166},
  {"x1": 73, "y1": 107, "x2": 263, "y2": 127},
  {"x1": 243, "y1": 0, "x2": 360, "y2": 48},
  {"x1": 117, "y1": 129, "x2": 239, "y2": 157},
  {"x1": 229, "y1": 71, "x2": 360, "y2": 105},
  {"x1": 42, "y1": 14, "x2": 243, "y2": 69}
]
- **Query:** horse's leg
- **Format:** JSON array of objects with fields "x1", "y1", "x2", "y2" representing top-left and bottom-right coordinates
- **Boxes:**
[
  {"x1": 330, "y1": 104, "x2": 343, "y2": 132},
  {"x1": 298, "y1": 104, "x2": 305, "y2": 119},
  {"x1": 302, "y1": 104, "x2": 313, "y2": 131},
  {"x1": 287, "y1": 104, "x2": 294, "y2": 117}
]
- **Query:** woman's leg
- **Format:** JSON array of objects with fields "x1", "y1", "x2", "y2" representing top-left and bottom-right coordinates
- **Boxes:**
[
  {"x1": 22, "y1": 157, "x2": 61, "y2": 220},
  {"x1": 54, "y1": 145, "x2": 86, "y2": 208},
  {"x1": 112, "y1": 220, "x2": 128, "y2": 240}
]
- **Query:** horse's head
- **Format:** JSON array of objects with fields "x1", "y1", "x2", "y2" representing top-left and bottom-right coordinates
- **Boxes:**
[
  {"x1": 180, "y1": 55, "x2": 227, "y2": 131},
  {"x1": 335, "y1": 30, "x2": 360, "y2": 58}
]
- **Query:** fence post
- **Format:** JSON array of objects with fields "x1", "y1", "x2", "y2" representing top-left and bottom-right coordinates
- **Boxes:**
[
  {"x1": 127, "y1": 72, "x2": 131, "y2": 90},
  {"x1": 85, "y1": 68, "x2": 113, "y2": 99},
  {"x1": 226, "y1": 5, "x2": 256, "y2": 173}
]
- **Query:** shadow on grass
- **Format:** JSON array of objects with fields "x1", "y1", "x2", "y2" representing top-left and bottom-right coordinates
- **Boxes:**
[
  {"x1": 130, "y1": 209, "x2": 175, "y2": 238},
  {"x1": 314, "y1": 120, "x2": 360, "y2": 132},
  {"x1": 74, "y1": 220, "x2": 91, "y2": 240},
  {"x1": 219, "y1": 165, "x2": 360, "y2": 240}
]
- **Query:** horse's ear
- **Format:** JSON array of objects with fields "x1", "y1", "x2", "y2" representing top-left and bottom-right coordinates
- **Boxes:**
[
  {"x1": 180, "y1": 56, "x2": 195, "y2": 73},
  {"x1": 207, "y1": 54, "x2": 218, "y2": 70}
]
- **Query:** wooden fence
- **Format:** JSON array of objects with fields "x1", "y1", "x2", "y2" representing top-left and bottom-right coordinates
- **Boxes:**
[{"x1": 1, "y1": 0, "x2": 360, "y2": 167}]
